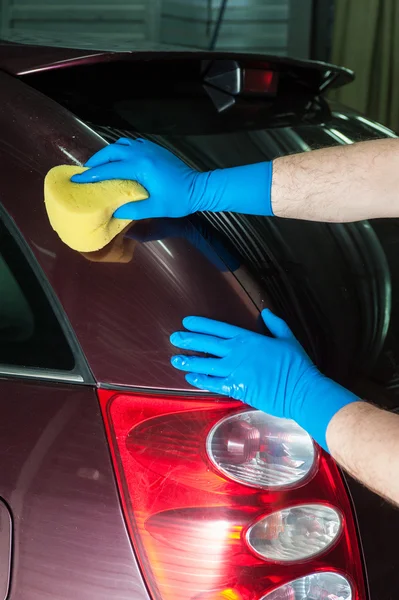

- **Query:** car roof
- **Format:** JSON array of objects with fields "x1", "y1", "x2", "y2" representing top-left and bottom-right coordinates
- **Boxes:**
[{"x1": 0, "y1": 41, "x2": 353, "y2": 90}]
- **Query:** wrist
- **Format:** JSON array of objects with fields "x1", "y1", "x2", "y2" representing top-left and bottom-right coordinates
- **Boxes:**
[
  {"x1": 198, "y1": 162, "x2": 274, "y2": 216},
  {"x1": 293, "y1": 371, "x2": 361, "y2": 452},
  {"x1": 326, "y1": 400, "x2": 369, "y2": 456}
]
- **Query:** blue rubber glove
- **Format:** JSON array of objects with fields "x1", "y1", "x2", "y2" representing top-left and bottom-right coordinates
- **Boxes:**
[
  {"x1": 71, "y1": 138, "x2": 273, "y2": 219},
  {"x1": 170, "y1": 309, "x2": 360, "y2": 451}
]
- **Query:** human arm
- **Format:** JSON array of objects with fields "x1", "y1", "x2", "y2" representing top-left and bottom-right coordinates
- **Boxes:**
[
  {"x1": 272, "y1": 138, "x2": 399, "y2": 222},
  {"x1": 326, "y1": 401, "x2": 399, "y2": 505},
  {"x1": 170, "y1": 310, "x2": 399, "y2": 505},
  {"x1": 72, "y1": 137, "x2": 399, "y2": 222},
  {"x1": 71, "y1": 138, "x2": 273, "y2": 218}
]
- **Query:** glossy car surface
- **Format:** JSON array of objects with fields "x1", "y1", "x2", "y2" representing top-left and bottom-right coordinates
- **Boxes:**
[{"x1": 0, "y1": 44, "x2": 398, "y2": 599}]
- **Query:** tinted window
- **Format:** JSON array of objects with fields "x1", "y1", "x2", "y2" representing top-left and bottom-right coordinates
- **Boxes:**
[{"x1": 0, "y1": 217, "x2": 75, "y2": 370}]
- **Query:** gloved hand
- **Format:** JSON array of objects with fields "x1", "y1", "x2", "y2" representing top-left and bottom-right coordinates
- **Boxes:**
[
  {"x1": 71, "y1": 138, "x2": 273, "y2": 220},
  {"x1": 170, "y1": 309, "x2": 360, "y2": 451}
]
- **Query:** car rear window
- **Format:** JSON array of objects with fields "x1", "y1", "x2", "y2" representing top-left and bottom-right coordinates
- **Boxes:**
[
  {"x1": 0, "y1": 216, "x2": 75, "y2": 371},
  {"x1": 92, "y1": 119, "x2": 399, "y2": 399}
]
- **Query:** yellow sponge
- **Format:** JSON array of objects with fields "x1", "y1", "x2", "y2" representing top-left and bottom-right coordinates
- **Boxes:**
[{"x1": 44, "y1": 165, "x2": 148, "y2": 252}]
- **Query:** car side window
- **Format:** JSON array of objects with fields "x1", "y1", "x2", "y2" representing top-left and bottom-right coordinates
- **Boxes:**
[{"x1": 0, "y1": 217, "x2": 75, "y2": 371}]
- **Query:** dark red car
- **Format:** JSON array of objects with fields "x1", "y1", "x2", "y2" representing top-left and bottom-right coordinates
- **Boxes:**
[{"x1": 0, "y1": 43, "x2": 398, "y2": 600}]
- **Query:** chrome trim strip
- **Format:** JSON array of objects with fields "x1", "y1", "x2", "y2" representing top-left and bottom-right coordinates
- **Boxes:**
[
  {"x1": 0, "y1": 365, "x2": 84, "y2": 383},
  {"x1": 355, "y1": 116, "x2": 397, "y2": 137}
]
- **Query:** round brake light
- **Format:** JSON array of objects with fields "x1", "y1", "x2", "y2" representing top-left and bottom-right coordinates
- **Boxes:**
[
  {"x1": 261, "y1": 572, "x2": 352, "y2": 600},
  {"x1": 206, "y1": 410, "x2": 316, "y2": 489},
  {"x1": 246, "y1": 504, "x2": 342, "y2": 562}
]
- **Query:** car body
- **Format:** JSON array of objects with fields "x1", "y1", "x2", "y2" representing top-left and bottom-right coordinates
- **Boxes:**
[{"x1": 0, "y1": 43, "x2": 398, "y2": 600}]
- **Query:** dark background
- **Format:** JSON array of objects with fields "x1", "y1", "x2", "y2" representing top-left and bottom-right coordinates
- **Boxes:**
[{"x1": 0, "y1": 0, "x2": 397, "y2": 131}]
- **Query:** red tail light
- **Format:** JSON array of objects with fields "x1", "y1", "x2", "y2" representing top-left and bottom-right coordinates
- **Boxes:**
[
  {"x1": 98, "y1": 390, "x2": 366, "y2": 600},
  {"x1": 242, "y1": 69, "x2": 278, "y2": 95}
]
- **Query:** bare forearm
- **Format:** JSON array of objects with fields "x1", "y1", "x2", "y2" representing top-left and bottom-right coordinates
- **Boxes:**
[
  {"x1": 272, "y1": 139, "x2": 399, "y2": 222},
  {"x1": 326, "y1": 402, "x2": 399, "y2": 505}
]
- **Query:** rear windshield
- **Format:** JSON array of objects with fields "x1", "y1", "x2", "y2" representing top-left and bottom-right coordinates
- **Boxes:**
[
  {"x1": 89, "y1": 109, "x2": 399, "y2": 403},
  {"x1": 0, "y1": 215, "x2": 75, "y2": 371}
]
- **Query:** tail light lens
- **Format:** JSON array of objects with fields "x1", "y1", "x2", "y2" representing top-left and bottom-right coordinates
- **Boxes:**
[
  {"x1": 261, "y1": 572, "x2": 352, "y2": 600},
  {"x1": 247, "y1": 504, "x2": 342, "y2": 563},
  {"x1": 98, "y1": 391, "x2": 366, "y2": 600},
  {"x1": 206, "y1": 411, "x2": 316, "y2": 489}
]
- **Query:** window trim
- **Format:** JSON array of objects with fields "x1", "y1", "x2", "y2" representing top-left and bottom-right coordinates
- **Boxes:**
[
  {"x1": 0, "y1": 365, "x2": 84, "y2": 383},
  {"x1": 0, "y1": 204, "x2": 94, "y2": 385}
]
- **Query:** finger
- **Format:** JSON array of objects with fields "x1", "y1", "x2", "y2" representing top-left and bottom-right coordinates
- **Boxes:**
[
  {"x1": 170, "y1": 331, "x2": 228, "y2": 357},
  {"x1": 171, "y1": 355, "x2": 228, "y2": 376},
  {"x1": 83, "y1": 144, "x2": 130, "y2": 168},
  {"x1": 185, "y1": 373, "x2": 232, "y2": 396},
  {"x1": 182, "y1": 316, "x2": 250, "y2": 339},
  {"x1": 71, "y1": 162, "x2": 134, "y2": 184},
  {"x1": 114, "y1": 199, "x2": 154, "y2": 220},
  {"x1": 261, "y1": 308, "x2": 295, "y2": 340}
]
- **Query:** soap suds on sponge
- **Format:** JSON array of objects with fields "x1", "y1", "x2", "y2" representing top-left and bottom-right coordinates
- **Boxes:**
[{"x1": 44, "y1": 165, "x2": 148, "y2": 252}]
